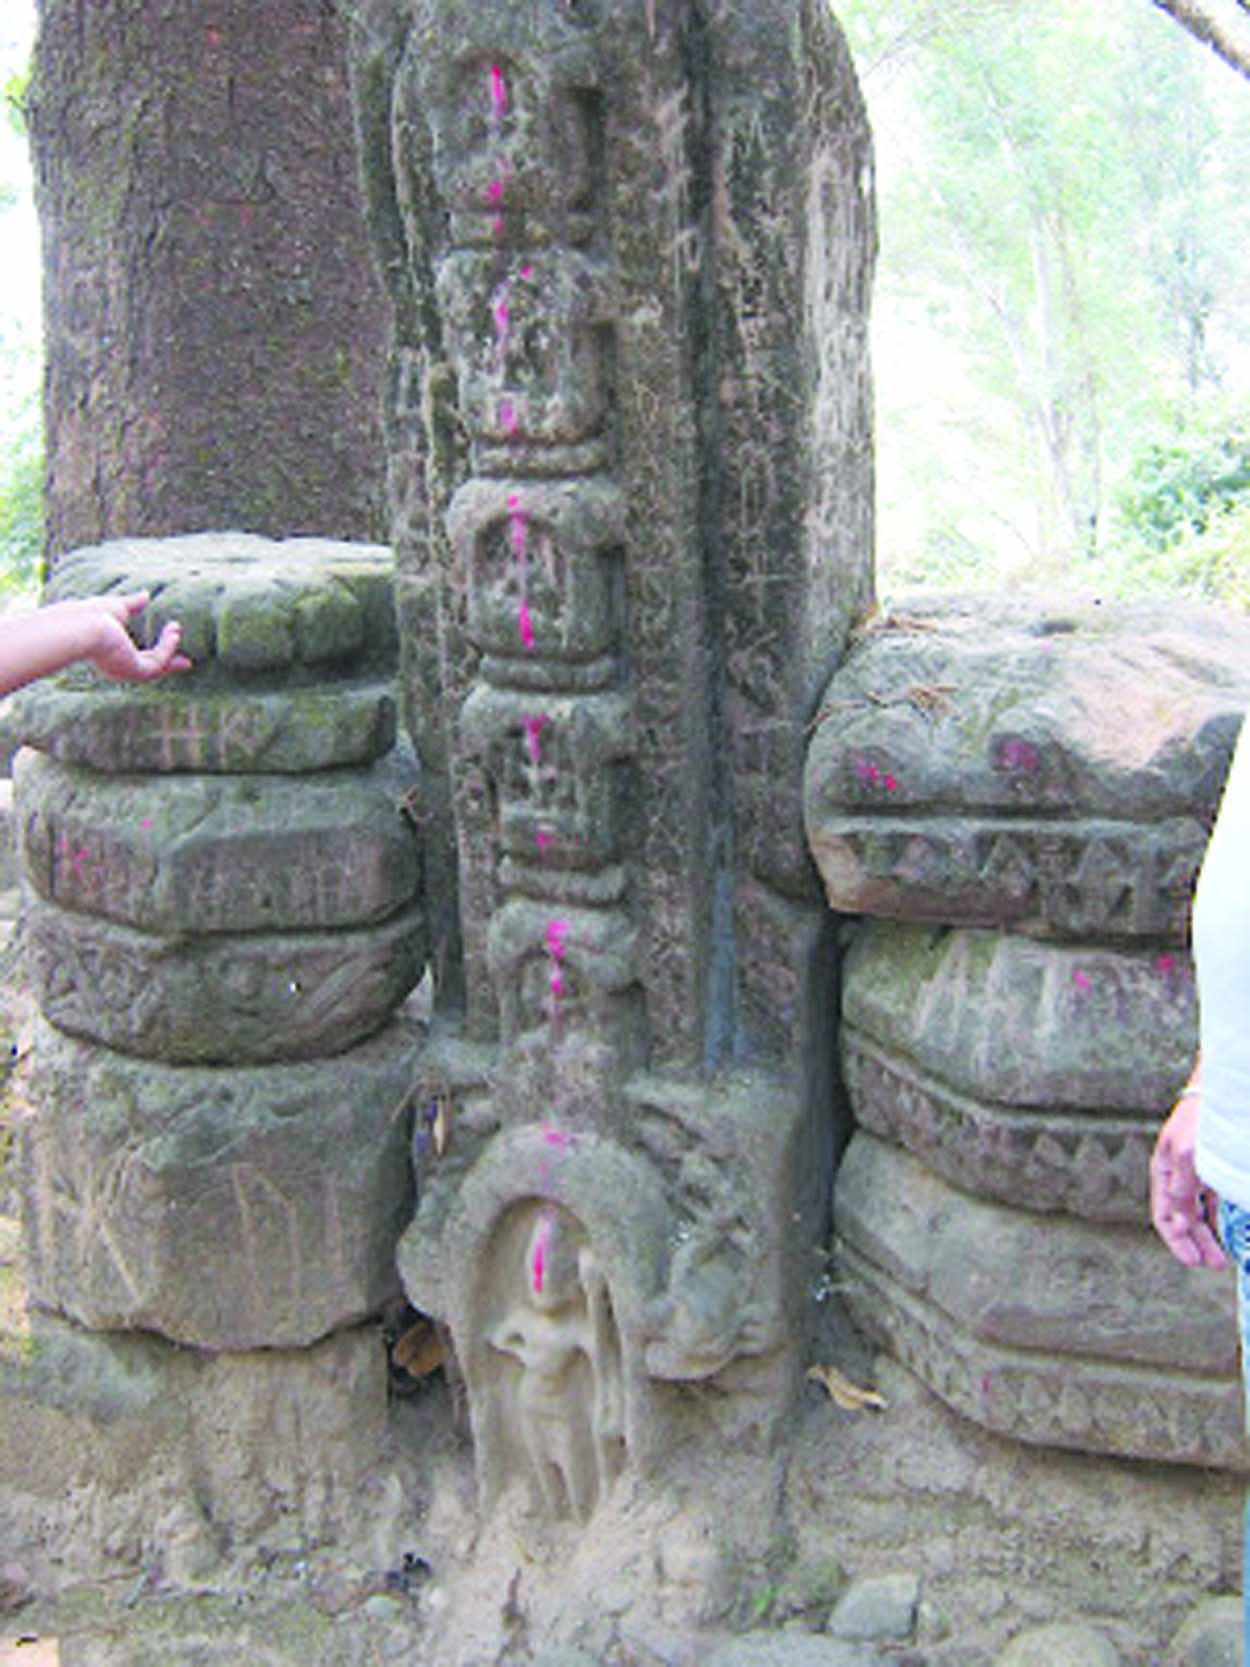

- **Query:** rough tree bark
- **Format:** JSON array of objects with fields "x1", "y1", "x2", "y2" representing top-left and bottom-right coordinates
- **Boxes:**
[
  {"x1": 1152, "y1": 0, "x2": 1250, "y2": 81},
  {"x1": 27, "y1": 0, "x2": 388, "y2": 566}
]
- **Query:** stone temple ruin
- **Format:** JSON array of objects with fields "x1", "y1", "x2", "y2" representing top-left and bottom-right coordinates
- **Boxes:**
[{"x1": 4, "y1": 3, "x2": 1250, "y2": 1663}]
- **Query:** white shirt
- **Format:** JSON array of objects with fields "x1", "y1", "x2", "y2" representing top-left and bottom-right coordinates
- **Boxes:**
[{"x1": 1194, "y1": 717, "x2": 1250, "y2": 1210}]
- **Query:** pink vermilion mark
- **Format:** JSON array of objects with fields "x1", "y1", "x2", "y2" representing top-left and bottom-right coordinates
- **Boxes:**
[
  {"x1": 999, "y1": 737, "x2": 1040, "y2": 773},
  {"x1": 492, "y1": 214, "x2": 505, "y2": 240},
  {"x1": 141, "y1": 817, "x2": 153, "y2": 831},
  {"x1": 542, "y1": 1126, "x2": 573, "y2": 1151},
  {"x1": 535, "y1": 830, "x2": 554, "y2": 854},
  {"x1": 1156, "y1": 953, "x2": 1175, "y2": 977},
  {"x1": 532, "y1": 1211, "x2": 552, "y2": 1294},
  {"x1": 546, "y1": 918, "x2": 570, "y2": 1005},
  {"x1": 485, "y1": 179, "x2": 504, "y2": 205},
  {"x1": 520, "y1": 265, "x2": 533, "y2": 280},
  {"x1": 1072, "y1": 969, "x2": 1092, "y2": 992},
  {"x1": 518, "y1": 598, "x2": 536, "y2": 650},
  {"x1": 522, "y1": 713, "x2": 549, "y2": 766},
  {"x1": 489, "y1": 64, "x2": 508, "y2": 118},
  {"x1": 853, "y1": 757, "x2": 899, "y2": 793},
  {"x1": 499, "y1": 399, "x2": 520, "y2": 438}
]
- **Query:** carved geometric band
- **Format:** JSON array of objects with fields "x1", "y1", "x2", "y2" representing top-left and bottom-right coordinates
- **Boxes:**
[
  {"x1": 843, "y1": 1028, "x2": 1154, "y2": 1223},
  {"x1": 836, "y1": 1240, "x2": 1246, "y2": 1473}
]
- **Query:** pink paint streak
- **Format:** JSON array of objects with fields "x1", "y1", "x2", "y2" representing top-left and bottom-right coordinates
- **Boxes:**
[
  {"x1": 535, "y1": 830, "x2": 554, "y2": 854},
  {"x1": 489, "y1": 64, "x2": 508, "y2": 119},
  {"x1": 522, "y1": 713, "x2": 549, "y2": 766},
  {"x1": 1072, "y1": 969, "x2": 1092, "y2": 992},
  {"x1": 498, "y1": 399, "x2": 520, "y2": 438},
  {"x1": 532, "y1": 1212, "x2": 552, "y2": 1294},
  {"x1": 1156, "y1": 953, "x2": 1175, "y2": 977},
  {"x1": 518, "y1": 598, "x2": 536, "y2": 650},
  {"x1": 485, "y1": 179, "x2": 504, "y2": 204}
]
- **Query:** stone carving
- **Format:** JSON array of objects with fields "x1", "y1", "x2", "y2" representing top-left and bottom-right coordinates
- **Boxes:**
[
  {"x1": 843, "y1": 1028, "x2": 1154, "y2": 1223},
  {"x1": 14, "y1": 535, "x2": 427, "y2": 1351},
  {"x1": 804, "y1": 596, "x2": 1250, "y2": 938},
  {"x1": 24, "y1": 897, "x2": 426, "y2": 1066},
  {"x1": 834, "y1": 1133, "x2": 1244, "y2": 1469},
  {"x1": 355, "y1": 0, "x2": 874, "y2": 1517},
  {"x1": 15, "y1": 750, "x2": 420, "y2": 934},
  {"x1": 485, "y1": 1203, "x2": 624, "y2": 1519}
]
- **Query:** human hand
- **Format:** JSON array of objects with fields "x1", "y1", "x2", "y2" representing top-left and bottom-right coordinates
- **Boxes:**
[
  {"x1": 1149, "y1": 1089, "x2": 1227, "y2": 1270},
  {"x1": 76, "y1": 591, "x2": 192, "y2": 683}
]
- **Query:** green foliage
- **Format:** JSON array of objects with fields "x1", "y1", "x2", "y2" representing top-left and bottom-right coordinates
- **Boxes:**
[
  {"x1": 836, "y1": 0, "x2": 1250, "y2": 597},
  {"x1": 1117, "y1": 427, "x2": 1250, "y2": 551},
  {"x1": 1105, "y1": 496, "x2": 1250, "y2": 609},
  {"x1": 0, "y1": 417, "x2": 43, "y2": 596},
  {"x1": 3, "y1": 64, "x2": 29, "y2": 139}
]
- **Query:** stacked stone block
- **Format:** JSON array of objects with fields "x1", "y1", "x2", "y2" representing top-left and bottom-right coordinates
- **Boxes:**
[
  {"x1": 6, "y1": 534, "x2": 426, "y2": 1560},
  {"x1": 804, "y1": 594, "x2": 1250, "y2": 1469}
]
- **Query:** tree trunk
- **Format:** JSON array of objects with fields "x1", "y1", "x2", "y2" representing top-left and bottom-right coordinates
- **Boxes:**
[{"x1": 28, "y1": 0, "x2": 387, "y2": 566}]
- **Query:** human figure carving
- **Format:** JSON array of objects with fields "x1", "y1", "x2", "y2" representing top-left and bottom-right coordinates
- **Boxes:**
[{"x1": 488, "y1": 1204, "x2": 623, "y2": 1519}]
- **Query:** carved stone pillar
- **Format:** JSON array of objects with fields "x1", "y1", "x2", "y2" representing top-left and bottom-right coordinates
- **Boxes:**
[
  {"x1": 352, "y1": 0, "x2": 874, "y2": 1517},
  {"x1": 805, "y1": 595, "x2": 1250, "y2": 1470}
]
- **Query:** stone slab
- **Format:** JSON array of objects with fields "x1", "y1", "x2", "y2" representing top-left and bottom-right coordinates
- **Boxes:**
[
  {"x1": 11, "y1": 678, "x2": 399, "y2": 774},
  {"x1": 0, "y1": 1311, "x2": 397, "y2": 1582},
  {"x1": 843, "y1": 1026, "x2": 1153, "y2": 1223},
  {"x1": 834, "y1": 1134, "x2": 1243, "y2": 1469},
  {"x1": 43, "y1": 532, "x2": 398, "y2": 676},
  {"x1": 804, "y1": 595, "x2": 1250, "y2": 936},
  {"x1": 836, "y1": 1133, "x2": 1235, "y2": 1371},
  {"x1": 23, "y1": 895, "x2": 426, "y2": 1065},
  {"x1": 842, "y1": 921, "x2": 1196, "y2": 1114},
  {"x1": 14, "y1": 748, "x2": 420, "y2": 935},
  {"x1": 20, "y1": 1017, "x2": 422, "y2": 1348}
]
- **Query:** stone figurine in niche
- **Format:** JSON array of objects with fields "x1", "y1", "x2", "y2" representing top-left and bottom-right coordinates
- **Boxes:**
[{"x1": 486, "y1": 1202, "x2": 625, "y2": 1520}]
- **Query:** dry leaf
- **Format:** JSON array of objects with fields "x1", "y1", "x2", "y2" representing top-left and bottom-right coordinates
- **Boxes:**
[
  {"x1": 393, "y1": 1317, "x2": 445, "y2": 1379},
  {"x1": 806, "y1": 1364, "x2": 888, "y2": 1412}
]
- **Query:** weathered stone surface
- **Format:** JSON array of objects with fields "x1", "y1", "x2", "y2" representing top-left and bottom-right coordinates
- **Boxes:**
[
  {"x1": 804, "y1": 595, "x2": 1250, "y2": 937},
  {"x1": 11, "y1": 679, "x2": 399, "y2": 774},
  {"x1": 837, "y1": 921, "x2": 1193, "y2": 1220},
  {"x1": 23, "y1": 896, "x2": 426, "y2": 1064},
  {"x1": 21, "y1": 1017, "x2": 422, "y2": 1347},
  {"x1": 15, "y1": 749, "x2": 420, "y2": 934},
  {"x1": 43, "y1": 533, "x2": 399, "y2": 675},
  {"x1": 843, "y1": 1027, "x2": 1153, "y2": 1223},
  {"x1": 835, "y1": 1134, "x2": 1244, "y2": 1469},
  {"x1": 843, "y1": 922, "x2": 1196, "y2": 1114},
  {"x1": 706, "y1": 1637, "x2": 873, "y2": 1667},
  {"x1": 996, "y1": 1623, "x2": 1121, "y2": 1667},
  {"x1": 1164, "y1": 1597, "x2": 1243, "y2": 1667},
  {"x1": 0, "y1": 1311, "x2": 399, "y2": 1580},
  {"x1": 826, "y1": 1572, "x2": 919, "y2": 1642}
]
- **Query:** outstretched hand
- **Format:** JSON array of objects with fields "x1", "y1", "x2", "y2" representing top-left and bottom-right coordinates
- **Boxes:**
[
  {"x1": 0, "y1": 589, "x2": 192, "y2": 696},
  {"x1": 76, "y1": 592, "x2": 191, "y2": 682},
  {"x1": 1149, "y1": 1090, "x2": 1227, "y2": 1270}
]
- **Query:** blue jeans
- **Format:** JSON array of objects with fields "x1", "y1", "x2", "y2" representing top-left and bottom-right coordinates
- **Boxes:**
[{"x1": 1217, "y1": 1195, "x2": 1250, "y2": 1662}]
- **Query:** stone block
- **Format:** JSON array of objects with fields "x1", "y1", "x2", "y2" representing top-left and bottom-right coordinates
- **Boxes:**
[
  {"x1": 835, "y1": 1133, "x2": 1244, "y2": 1469},
  {"x1": 843, "y1": 921, "x2": 1196, "y2": 1113},
  {"x1": 839, "y1": 921, "x2": 1193, "y2": 1219},
  {"x1": 0, "y1": 1311, "x2": 397, "y2": 1582},
  {"x1": 996, "y1": 1623, "x2": 1121, "y2": 1666},
  {"x1": 804, "y1": 595, "x2": 1250, "y2": 937},
  {"x1": 21, "y1": 1018, "x2": 422, "y2": 1348},
  {"x1": 14, "y1": 749, "x2": 420, "y2": 934},
  {"x1": 41, "y1": 532, "x2": 398, "y2": 676},
  {"x1": 11, "y1": 678, "x2": 399, "y2": 774},
  {"x1": 23, "y1": 895, "x2": 426, "y2": 1065}
]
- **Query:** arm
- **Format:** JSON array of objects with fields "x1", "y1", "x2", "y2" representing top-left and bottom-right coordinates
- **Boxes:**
[
  {"x1": 0, "y1": 592, "x2": 190, "y2": 696},
  {"x1": 1150, "y1": 1057, "x2": 1227, "y2": 1270}
]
